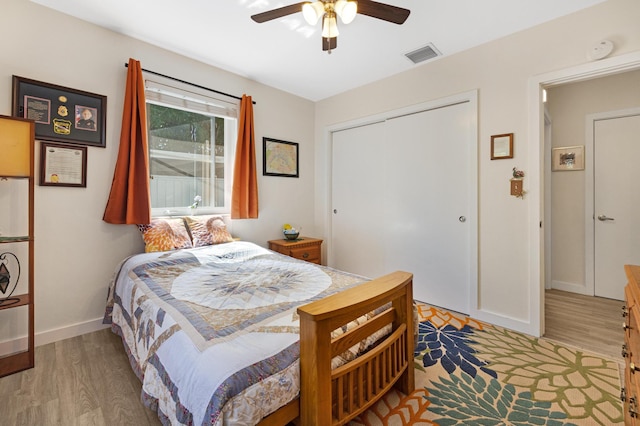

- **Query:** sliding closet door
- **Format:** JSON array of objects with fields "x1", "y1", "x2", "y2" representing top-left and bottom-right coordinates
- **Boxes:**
[
  {"x1": 331, "y1": 121, "x2": 387, "y2": 278},
  {"x1": 384, "y1": 102, "x2": 473, "y2": 313},
  {"x1": 331, "y1": 100, "x2": 475, "y2": 314}
]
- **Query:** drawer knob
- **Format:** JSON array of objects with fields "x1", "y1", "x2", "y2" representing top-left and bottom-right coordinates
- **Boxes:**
[
  {"x1": 624, "y1": 322, "x2": 632, "y2": 331},
  {"x1": 622, "y1": 344, "x2": 629, "y2": 358},
  {"x1": 623, "y1": 305, "x2": 629, "y2": 317},
  {"x1": 302, "y1": 252, "x2": 309, "y2": 259}
]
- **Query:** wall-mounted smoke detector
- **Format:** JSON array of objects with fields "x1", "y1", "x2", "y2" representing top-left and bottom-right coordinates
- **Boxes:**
[
  {"x1": 405, "y1": 43, "x2": 441, "y2": 64},
  {"x1": 588, "y1": 40, "x2": 614, "y2": 61}
]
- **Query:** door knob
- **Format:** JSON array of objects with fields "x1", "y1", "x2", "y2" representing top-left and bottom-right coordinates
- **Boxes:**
[{"x1": 597, "y1": 215, "x2": 615, "y2": 221}]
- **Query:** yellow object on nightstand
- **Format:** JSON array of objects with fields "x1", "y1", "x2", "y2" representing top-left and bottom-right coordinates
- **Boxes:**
[{"x1": 268, "y1": 237, "x2": 323, "y2": 264}]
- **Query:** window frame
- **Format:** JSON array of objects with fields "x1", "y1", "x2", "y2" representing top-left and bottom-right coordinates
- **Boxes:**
[{"x1": 144, "y1": 80, "x2": 237, "y2": 217}]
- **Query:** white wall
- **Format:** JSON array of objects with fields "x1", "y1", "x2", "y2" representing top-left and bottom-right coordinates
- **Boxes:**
[
  {"x1": 546, "y1": 70, "x2": 640, "y2": 294},
  {"x1": 0, "y1": 0, "x2": 315, "y2": 346},
  {"x1": 313, "y1": 0, "x2": 640, "y2": 334}
]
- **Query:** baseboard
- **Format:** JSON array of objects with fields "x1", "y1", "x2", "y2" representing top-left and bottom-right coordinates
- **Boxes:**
[
  {"x1": 550, "y1": 280, "x2": 590, "y2": 296},
  {"x1": 0, "y1": 318, "x2": 110, "y2": 354}
]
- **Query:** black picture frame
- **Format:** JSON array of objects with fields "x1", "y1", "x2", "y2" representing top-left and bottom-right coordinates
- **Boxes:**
[
  {"x1": 12, "y1": 76, "x2": 106, "y2": 148},
  {"x1": 40, "y1": 142, "x2": 87, "y2": 188},
  {"x1": 263, "y1": 137, "x2": 299, "y2": 178}
]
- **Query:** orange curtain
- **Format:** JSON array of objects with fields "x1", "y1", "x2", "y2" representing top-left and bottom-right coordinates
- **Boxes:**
[
  {"x1": 231, "y1": 95, "x2": 259, "y2": 219},
  {"x1": 103, "y1": 58, "x2": 151, "y2": 224}
]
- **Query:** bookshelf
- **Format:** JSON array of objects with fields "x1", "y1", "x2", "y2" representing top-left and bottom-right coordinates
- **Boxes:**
[{"x1": 0, "y1": 114, "x2": 35, "y2": 377}]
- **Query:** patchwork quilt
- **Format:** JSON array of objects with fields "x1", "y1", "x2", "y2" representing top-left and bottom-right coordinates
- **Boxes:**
[{"x1": 103, "y1": 241, "x2": 370, "y2": 425}]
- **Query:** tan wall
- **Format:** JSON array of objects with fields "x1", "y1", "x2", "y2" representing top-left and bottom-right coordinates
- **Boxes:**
[{"x1": 313, "y1": 0, "x2": 640, "y2": 331}]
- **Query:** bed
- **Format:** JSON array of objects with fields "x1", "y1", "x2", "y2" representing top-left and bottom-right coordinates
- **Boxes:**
[{"x1": 104, "y1": 233, "x2": 414, "y2": 425}]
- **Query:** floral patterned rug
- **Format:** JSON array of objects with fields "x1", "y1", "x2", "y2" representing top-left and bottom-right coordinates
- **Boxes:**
[{"x1": 351, "y1": 303, "x2": 623, "y2": 425}]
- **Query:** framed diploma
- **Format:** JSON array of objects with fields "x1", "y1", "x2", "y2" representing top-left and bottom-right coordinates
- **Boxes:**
[
  {"x1": 40, "y1": 142, "x2": 87, "y2": 187},
  {"x1": 12, "y1": 76, "x2": 106, "y2": 148}
]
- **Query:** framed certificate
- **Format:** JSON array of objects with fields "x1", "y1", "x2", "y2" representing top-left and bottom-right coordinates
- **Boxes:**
[{"x1": 40, "y1": 142, "x2": 87, "y2": 187}]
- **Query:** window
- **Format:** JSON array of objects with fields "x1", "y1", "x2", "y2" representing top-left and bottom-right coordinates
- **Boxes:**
[{"x1": 145, "y1": 81, "x2": 237, "y2": 216}]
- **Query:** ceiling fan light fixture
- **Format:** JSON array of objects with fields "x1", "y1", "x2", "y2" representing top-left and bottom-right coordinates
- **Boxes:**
[
  {"x1": 321, "y1": 13, "x2": 339, "y2": 38},
  {"x1": 302, "y1": 1, "x2": 325, "y2": 25},
  {"x1": 335, "y1": 0, "x2": 357, "y2": 24}
]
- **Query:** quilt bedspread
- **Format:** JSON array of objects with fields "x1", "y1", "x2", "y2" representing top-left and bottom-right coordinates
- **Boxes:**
[{"x1": 103, "y1": 241, "x2": 369, "y2": 425}]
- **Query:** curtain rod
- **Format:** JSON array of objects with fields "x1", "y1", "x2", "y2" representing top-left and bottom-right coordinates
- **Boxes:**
[{"x1": 124, "y1": 63, "x2": 256, "y2": 105}]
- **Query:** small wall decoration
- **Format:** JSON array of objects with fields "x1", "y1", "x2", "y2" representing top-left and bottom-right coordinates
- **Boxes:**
[
  {"x1": 12, "y1": 76, "x2": 107, "y2": 148},
  {"x1": 40, "y1": 142, "x2": 88, "y2": 187},
  {"x1": 552, "y1": 146, "x2": 584, "y2": 171},
  {"x1": 510, "y1": 167, "x2": 526, "y2": 198},
  {"x1": 263, "y1": 137, "x2": 299, "y2": 178},
  {"x1": 491, "y1": 133, "x2": 514, "y2": 160},
  {"x1": 0, "y1": 252, "x2": 21, "y2": 307}
]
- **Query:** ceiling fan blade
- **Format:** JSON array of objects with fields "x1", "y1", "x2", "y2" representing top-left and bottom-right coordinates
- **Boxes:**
[
  {"x1": 251, "y1": 2, "x2": 306, "y2": 23},
  {"x1": 322, "y1": 37, "x2": 338, "y2": 51},
  {"x1": 357, "y1": 0, "x2": 411, "y2": 24}
]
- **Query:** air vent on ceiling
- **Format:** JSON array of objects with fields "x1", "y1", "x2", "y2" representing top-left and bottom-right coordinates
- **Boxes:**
[{"x1": 405, "y1": 43, "x2": 441, "y2": 64}]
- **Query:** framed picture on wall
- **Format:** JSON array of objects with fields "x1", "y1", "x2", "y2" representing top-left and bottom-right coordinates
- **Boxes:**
[
  {"x1": 490, "y1": 133, "x2": 514, "y2": 160},
  {"x1": 12, "y1": 76, "x2": 107, "y2": 148},
  {"x1": 40, "y1": 142, "x2": 87, "y2": 187},
  {"x1": 263, "y1": 137, "x2": 299, "y2": 178},
  {"x1": 552, "y1": 145, "x2": 585, "y2": 171}
]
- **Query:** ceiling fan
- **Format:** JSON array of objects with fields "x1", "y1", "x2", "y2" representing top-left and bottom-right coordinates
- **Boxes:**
[{"x1": 251, "y1": 1, "x2": 410, "y2": 53}]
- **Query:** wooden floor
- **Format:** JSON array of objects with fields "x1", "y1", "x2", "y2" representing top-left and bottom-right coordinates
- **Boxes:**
[
  {"x1": 0, "y1": 328, "x2": 161, "y2": 426},
  {"x1": 0, "y1": 290, "x2": 624, "y2": 425},
  {"x1": 544, "y1": 289, "x2": 624, "y2": 361}
]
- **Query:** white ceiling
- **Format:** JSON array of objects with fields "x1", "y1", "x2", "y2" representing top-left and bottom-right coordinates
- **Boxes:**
[{"x1": 32, "y1": 0, "x2": 605, "y2": 101}]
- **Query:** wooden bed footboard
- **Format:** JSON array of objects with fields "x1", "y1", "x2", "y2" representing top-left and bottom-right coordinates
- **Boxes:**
[{"x1": 297, "y1": 271, "x2": 415, "y2": 425}]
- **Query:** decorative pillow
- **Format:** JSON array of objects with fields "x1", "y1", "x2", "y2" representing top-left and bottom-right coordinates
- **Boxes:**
[
  {"x1": 184, "y1": 215, "x2": 233, "y2": 247},
  {"x1": 137, "y1": 218, "x2": 193, "y2": 253}
]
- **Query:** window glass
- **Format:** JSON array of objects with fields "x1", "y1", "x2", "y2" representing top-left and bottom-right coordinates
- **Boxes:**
[{"x1": 145, "y1": 85, "x2": 236, "y2": 216}]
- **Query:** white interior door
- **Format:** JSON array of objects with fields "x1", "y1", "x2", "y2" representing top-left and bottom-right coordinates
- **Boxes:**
[
  {"x1": 383, "y1": 103, "x2": 472, "y2": 313},
  {"x1": 594, "y1": 112, "x2": 640, "y2": 300},
  {"x1": 331, "y1": 99, "x2": 475, "y2": 314},
  {"x1": 331, "y1": 121, "x2": 387, "y2": 278}
]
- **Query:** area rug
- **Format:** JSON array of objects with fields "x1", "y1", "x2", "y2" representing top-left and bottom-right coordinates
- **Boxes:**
[{"x1": 351, "y1": 302, "x2": 623, "y2": 425}]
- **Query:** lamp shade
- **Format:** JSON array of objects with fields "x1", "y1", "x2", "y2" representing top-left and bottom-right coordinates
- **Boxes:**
[
  {"x1": 335, "y1": 0, "x2": 357, "y2": 24},
  {"x1": 0, "y1": 116, "x2": 33, "y2": 177},
  {"x1": 321, "y1": 14, "x2": 339, "y2": 38},
  {"x1": 303, "y1": 1, "x2": 325, "y2": 25}
]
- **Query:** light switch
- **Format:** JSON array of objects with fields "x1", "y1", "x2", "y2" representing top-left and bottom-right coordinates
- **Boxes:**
[{"x1": 510, "y1": 179, "x2": 523, "y2": 197}]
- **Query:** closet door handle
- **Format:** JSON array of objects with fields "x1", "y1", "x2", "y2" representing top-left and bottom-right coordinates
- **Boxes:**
[{"x1": 598, "y1": 215, "x2": 615, "y2": 221}]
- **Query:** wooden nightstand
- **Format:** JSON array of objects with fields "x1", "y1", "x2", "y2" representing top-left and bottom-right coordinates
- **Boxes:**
[{"x1": 268, "y1": 237, "x2": 323, "y2": 264}]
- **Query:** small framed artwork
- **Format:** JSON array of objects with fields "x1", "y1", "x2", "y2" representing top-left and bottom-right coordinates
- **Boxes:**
[
  {"x1": 12, "y1": 76, "x2": 107, "y2": 148},
  {"x1": 491, "y1": 133, "x2": 514, "y2": 160},
  {"x1": 263, "y1": 137, "x2": 299, "y2": 178},
  {"x1": 40, "y1": 142, "x2": 87, "y2": 187},
  {"x1": 552, "y1": 146, "x2": 585, "y2": 171}
]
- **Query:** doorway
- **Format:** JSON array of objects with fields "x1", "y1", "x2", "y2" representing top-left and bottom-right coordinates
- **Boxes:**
[
  {"x1": 544, "y1": 74, "x2": 640, "y2": 301},
  {"x1": 535, "y1": 59, "x2": 640, "y2": 341}
]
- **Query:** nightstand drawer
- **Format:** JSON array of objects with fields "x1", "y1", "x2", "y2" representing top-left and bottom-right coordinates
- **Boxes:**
[
  {"x1": 268, "y1": 237, "x2": 323, "y2": 264},
  {"x1": 289, "y1": 246, "x2": 321, "y2": 263}
]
